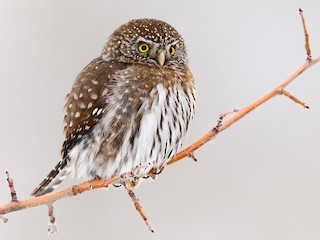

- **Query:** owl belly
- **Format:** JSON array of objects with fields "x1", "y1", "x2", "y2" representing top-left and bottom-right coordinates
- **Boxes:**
[{"x1": 68, "y1": 83, "x2": 195, "y2": 180}]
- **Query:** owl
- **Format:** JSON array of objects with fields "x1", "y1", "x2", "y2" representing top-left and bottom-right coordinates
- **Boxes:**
[{"x1": 31, "y1": 18, "x2": 196, "y2": 196}]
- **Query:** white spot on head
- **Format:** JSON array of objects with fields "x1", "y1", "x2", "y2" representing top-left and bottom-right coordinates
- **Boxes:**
[
  {"x1": 87, "y1": 102, "x2": 93, "y2": 109},
  {"x1": 69, "y1": 121, "x2": 73, "y2": 127},
  {"x1": 88, "y1": 88, "x2": 92, "y2": 93},
  {"x1": 68, "y1": 103, "x2": 72, "y2": 109},
  {"x1": 73, "y1": 93, "x2": 78, "y2": 100},
  {"x1": 75, "y1": 112, "x2": 80, "y2": 118}
]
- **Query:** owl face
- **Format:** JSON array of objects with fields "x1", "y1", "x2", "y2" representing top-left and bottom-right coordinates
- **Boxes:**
[{"x1": 102, "y1": 19, "x2": 188, "y2": 70}]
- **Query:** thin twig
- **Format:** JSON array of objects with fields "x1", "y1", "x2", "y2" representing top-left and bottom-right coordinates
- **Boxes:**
[
  {"x1": 6, "y1": 171, "x2": 18, "y2": 202},
  {"x1": 188, "y1": 152, "x2": 198, "y2": 162},
  {"x1": 280, "y1": 90, "x2": 309, "y2": 108},
  {"x1": 0, "y1": 214, "x2": 8, "y2": 223},
  {"x1": 299, "y1": 8, "x2": 312, "y2": 61},
  {"x1": 47, "y1": 204, "x2": 58, "y2": 236},
  {"x1": 125, "y1": 181, "x2": 154, "y2": 233}
]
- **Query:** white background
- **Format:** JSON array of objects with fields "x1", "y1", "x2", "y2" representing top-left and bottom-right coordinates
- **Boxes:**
[{"x1": 1, "y1": 0, "x2": 320, "y2": 239}]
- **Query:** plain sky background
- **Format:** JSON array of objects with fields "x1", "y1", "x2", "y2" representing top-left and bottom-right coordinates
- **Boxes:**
[{"x1": 1, "y1": 0, "x2": 320, "y2": 239}]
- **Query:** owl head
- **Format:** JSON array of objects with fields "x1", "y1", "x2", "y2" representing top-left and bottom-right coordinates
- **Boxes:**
[{"x1": 102, "y1": 19, "x2": 188, "y2": 70}]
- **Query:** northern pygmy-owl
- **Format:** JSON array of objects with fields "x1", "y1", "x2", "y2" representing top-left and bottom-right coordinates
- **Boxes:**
[{"x1": 31, "y1": 18, "x2": 196, "y2": 196}]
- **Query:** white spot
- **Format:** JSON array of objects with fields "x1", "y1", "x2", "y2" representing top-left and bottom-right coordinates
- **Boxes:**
[
  {"x1": 88, "y1": 88, "x2": 92, "y2": 93},
  {"x1": 92, "y1": 108, "x2": 98, "y2": 115},
  {"x1": 73, "y1": 93, "x2": 78, "y2": 100},
  {"x1": 69, "y1": 121, "x2": 73, "y2": 127},
  {"x1": 97, "y1": 109, "x2": 103, "y2": 115},
  {"x1": 68, "y1": 103, "x2": 72, "y2": 109},
  {"x1": 91, "y1": 79, "x2": 98, "y2": 85},
  {"x1": 75, "y1": 112, "x2": 80, "y2": 118},
  {"x1": 79, "y1": 102, "x2": 86, "y2": 109},
  {"x1": 85, "y1": 125, "x2": 90, "y2": 130},
  {"x1": 90, "y1": 93, "x2": 98, "y2": 100},
  {"x1": 79, "y1": 93, "x2": 83, "y2": 98},
  {"x1": 101, "y1": 88, "x2": 108, "y2": 96}
]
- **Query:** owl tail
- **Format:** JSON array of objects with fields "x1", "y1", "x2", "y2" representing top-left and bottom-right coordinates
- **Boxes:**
[{"x1": 31, "y1": 158, "x2": 70, "y2": 197}]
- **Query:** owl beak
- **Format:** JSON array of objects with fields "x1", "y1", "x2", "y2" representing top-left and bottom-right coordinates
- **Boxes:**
[{"x1": 157, "y1": 50, "x2": 166, "y2": 67}]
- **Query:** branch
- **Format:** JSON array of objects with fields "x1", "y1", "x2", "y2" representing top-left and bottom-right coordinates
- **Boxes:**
[
  {"x1": 0, "y1": 8, "x2": 318, "y2": 233},
  {"x1": 165, "y1": 7, "x2": 316, "y2": 167},
  {"x1": 165, "y1": 56, "x2": 319, "y2": 167}
]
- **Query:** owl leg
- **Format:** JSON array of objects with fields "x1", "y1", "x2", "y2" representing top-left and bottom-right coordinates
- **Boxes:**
[{"x1": 124, "y1": 180, "x2": 154, "y2": 233}]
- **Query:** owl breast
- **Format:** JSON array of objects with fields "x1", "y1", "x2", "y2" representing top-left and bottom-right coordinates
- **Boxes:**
[{"x1": 67, "y1": 65, "x2": 196, "y2": 180}]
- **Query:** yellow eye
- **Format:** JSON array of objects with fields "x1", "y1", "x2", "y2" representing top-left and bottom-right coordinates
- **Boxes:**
[
  {"x1": 170, "y1": 46, "x2": 175, "y2": 56},
  {"x1": 138, "y1": 43, "x2": 150, "y2": 53}
]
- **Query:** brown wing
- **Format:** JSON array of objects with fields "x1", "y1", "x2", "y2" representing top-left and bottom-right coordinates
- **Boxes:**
[
  {"x1": 31, "y1": 57, "x2": 128, "y2": 196},
  {"x1": 62, "y1": 57, "x2": 127, "y2": 159}
]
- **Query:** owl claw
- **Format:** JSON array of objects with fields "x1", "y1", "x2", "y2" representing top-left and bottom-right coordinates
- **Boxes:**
[{"x1": 113, "y1": 183, "x2": 122, "y2": 187}]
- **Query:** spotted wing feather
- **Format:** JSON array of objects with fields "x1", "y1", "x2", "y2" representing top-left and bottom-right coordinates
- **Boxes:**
[{"x1": 31, "y1": 57, "x2": 127, "y2": 196}]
